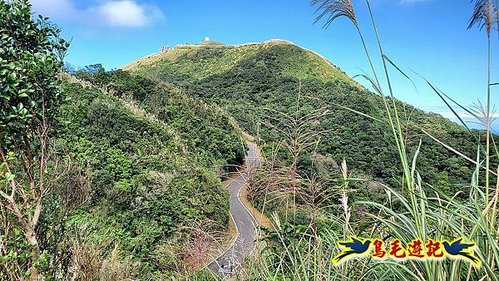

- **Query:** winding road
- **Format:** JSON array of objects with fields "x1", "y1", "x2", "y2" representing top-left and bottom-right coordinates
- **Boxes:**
[{"x1": 208, "y1": 143, "x2": 260, "y2": 276}]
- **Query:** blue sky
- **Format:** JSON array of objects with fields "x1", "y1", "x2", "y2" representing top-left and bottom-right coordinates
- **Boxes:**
[{"x1": 30, "y1": 0, "x2": 498, "y2": 123}]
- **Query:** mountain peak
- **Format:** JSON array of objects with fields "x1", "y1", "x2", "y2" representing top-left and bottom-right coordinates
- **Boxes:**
[
  {"x1": 263, "y1": 39, "x2": 296, "y2": 45},
  {"x1": 123, "y1": 38, "x2": 355, "y2": 86}
]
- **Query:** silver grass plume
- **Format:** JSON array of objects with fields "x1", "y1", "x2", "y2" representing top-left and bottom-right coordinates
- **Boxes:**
[
  {"x1": 311, "y1": 0, "x2": 358, "y2": 28},
  {"x1": 468, "y1": 0, "x2": 498, "y2": 35}
]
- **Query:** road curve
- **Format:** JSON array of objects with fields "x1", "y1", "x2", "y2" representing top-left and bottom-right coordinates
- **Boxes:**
[{"x1": 208, "y1": 143, "x2": 260, "y2": 276}]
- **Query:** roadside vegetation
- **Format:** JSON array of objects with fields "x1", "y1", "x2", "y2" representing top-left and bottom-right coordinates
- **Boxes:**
[
  {"x1": 128, "y1": 29, "x2": 487, "y2": 197},
  {"x1": 1, "y1": 0, "x2": 498, "y2": 280},
  {"x1": 1, "y1": 1, "x2": 243, "y2": 279},
  {"x1": 240, "y1": 0, "x2": 499, "y2": 280}
]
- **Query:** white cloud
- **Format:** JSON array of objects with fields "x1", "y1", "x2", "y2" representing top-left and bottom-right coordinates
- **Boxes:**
[
  {"x1": 30, "y1": 0, "x2": 76, "y2": 19},
  {"x1": 30, "y1": 0, "x2": 164, "y2": 28},
  {"x1": 96, "y1": 1, "x2": 163, "y2": 27}
]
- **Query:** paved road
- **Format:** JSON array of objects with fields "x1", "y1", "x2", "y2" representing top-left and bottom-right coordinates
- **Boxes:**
[{"x1": 208, "y1": 143, "x2": 260, "y2": 277}]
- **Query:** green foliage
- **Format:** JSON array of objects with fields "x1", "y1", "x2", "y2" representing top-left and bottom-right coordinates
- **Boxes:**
[
  {"x1": 56, "y1": 80, "x2": 233, "y2": 276},
  {"x1": 128, "y1": 41, "x2": 480, "y2": 197},
  {"x1": 0, "y1": 0, "x2": 68, "y2": 149},
  {"x1": 3, "y1": 2, "x2": 492, "y2": 279},
  {"x1": 244, "y1": 0, "x2": 499, "y2": 279},
  {"x1": 128, "y1": 37, "x2": 498, "y2": 280},
  {"x1": 76, "y1": 69, "x2": 246, "y2": 172},
  {"x1": 0, "y1": 1, "x2": 69, "y2": 279}
]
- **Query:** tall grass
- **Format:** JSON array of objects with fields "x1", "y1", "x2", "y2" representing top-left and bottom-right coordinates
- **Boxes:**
[{"x1": 244, "y1": 0, "x2": 499, "y2": 280}]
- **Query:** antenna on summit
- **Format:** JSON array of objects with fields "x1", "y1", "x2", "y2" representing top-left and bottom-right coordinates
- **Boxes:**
[{"x1": 160, "y1": 44, "x2": 170, "y2": 53}]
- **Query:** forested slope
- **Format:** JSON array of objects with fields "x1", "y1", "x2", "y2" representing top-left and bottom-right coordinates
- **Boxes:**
[
  {"x1": 48, "y1": 75, "x2": 245, "y2": 278},
  {"x1": 126, "y1": 40, "x2": 481, "y2": 193}
]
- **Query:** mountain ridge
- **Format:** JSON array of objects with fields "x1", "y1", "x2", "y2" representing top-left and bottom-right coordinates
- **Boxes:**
[
  {"x1": 123, "y1": 39, "x2": 358, "y2": 87},
  {"x1": 122, "y1": 39, "x2": 480, "y2": 196}
]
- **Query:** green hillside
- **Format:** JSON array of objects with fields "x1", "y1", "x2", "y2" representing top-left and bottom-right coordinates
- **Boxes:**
[
  {"x1": 3, "y1": 0, "x2": 499, "y2": 279},
  {"x1": 44, "y1": 75, "x2": 245, "y2": 279},
  {"x1": 124, "y1": 40, "x2": 351, "y2": 83},
  {"x1": 126, "y1": 40, "x2": 480, "y2": 195},
  {"x1": 121, "y1": 40, "x2": 498, "y2": 280}
]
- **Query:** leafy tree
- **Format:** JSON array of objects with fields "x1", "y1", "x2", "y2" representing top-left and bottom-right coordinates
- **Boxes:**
[{"x1": 0, "y1": 0, "x2": 68, "y2": 279}]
